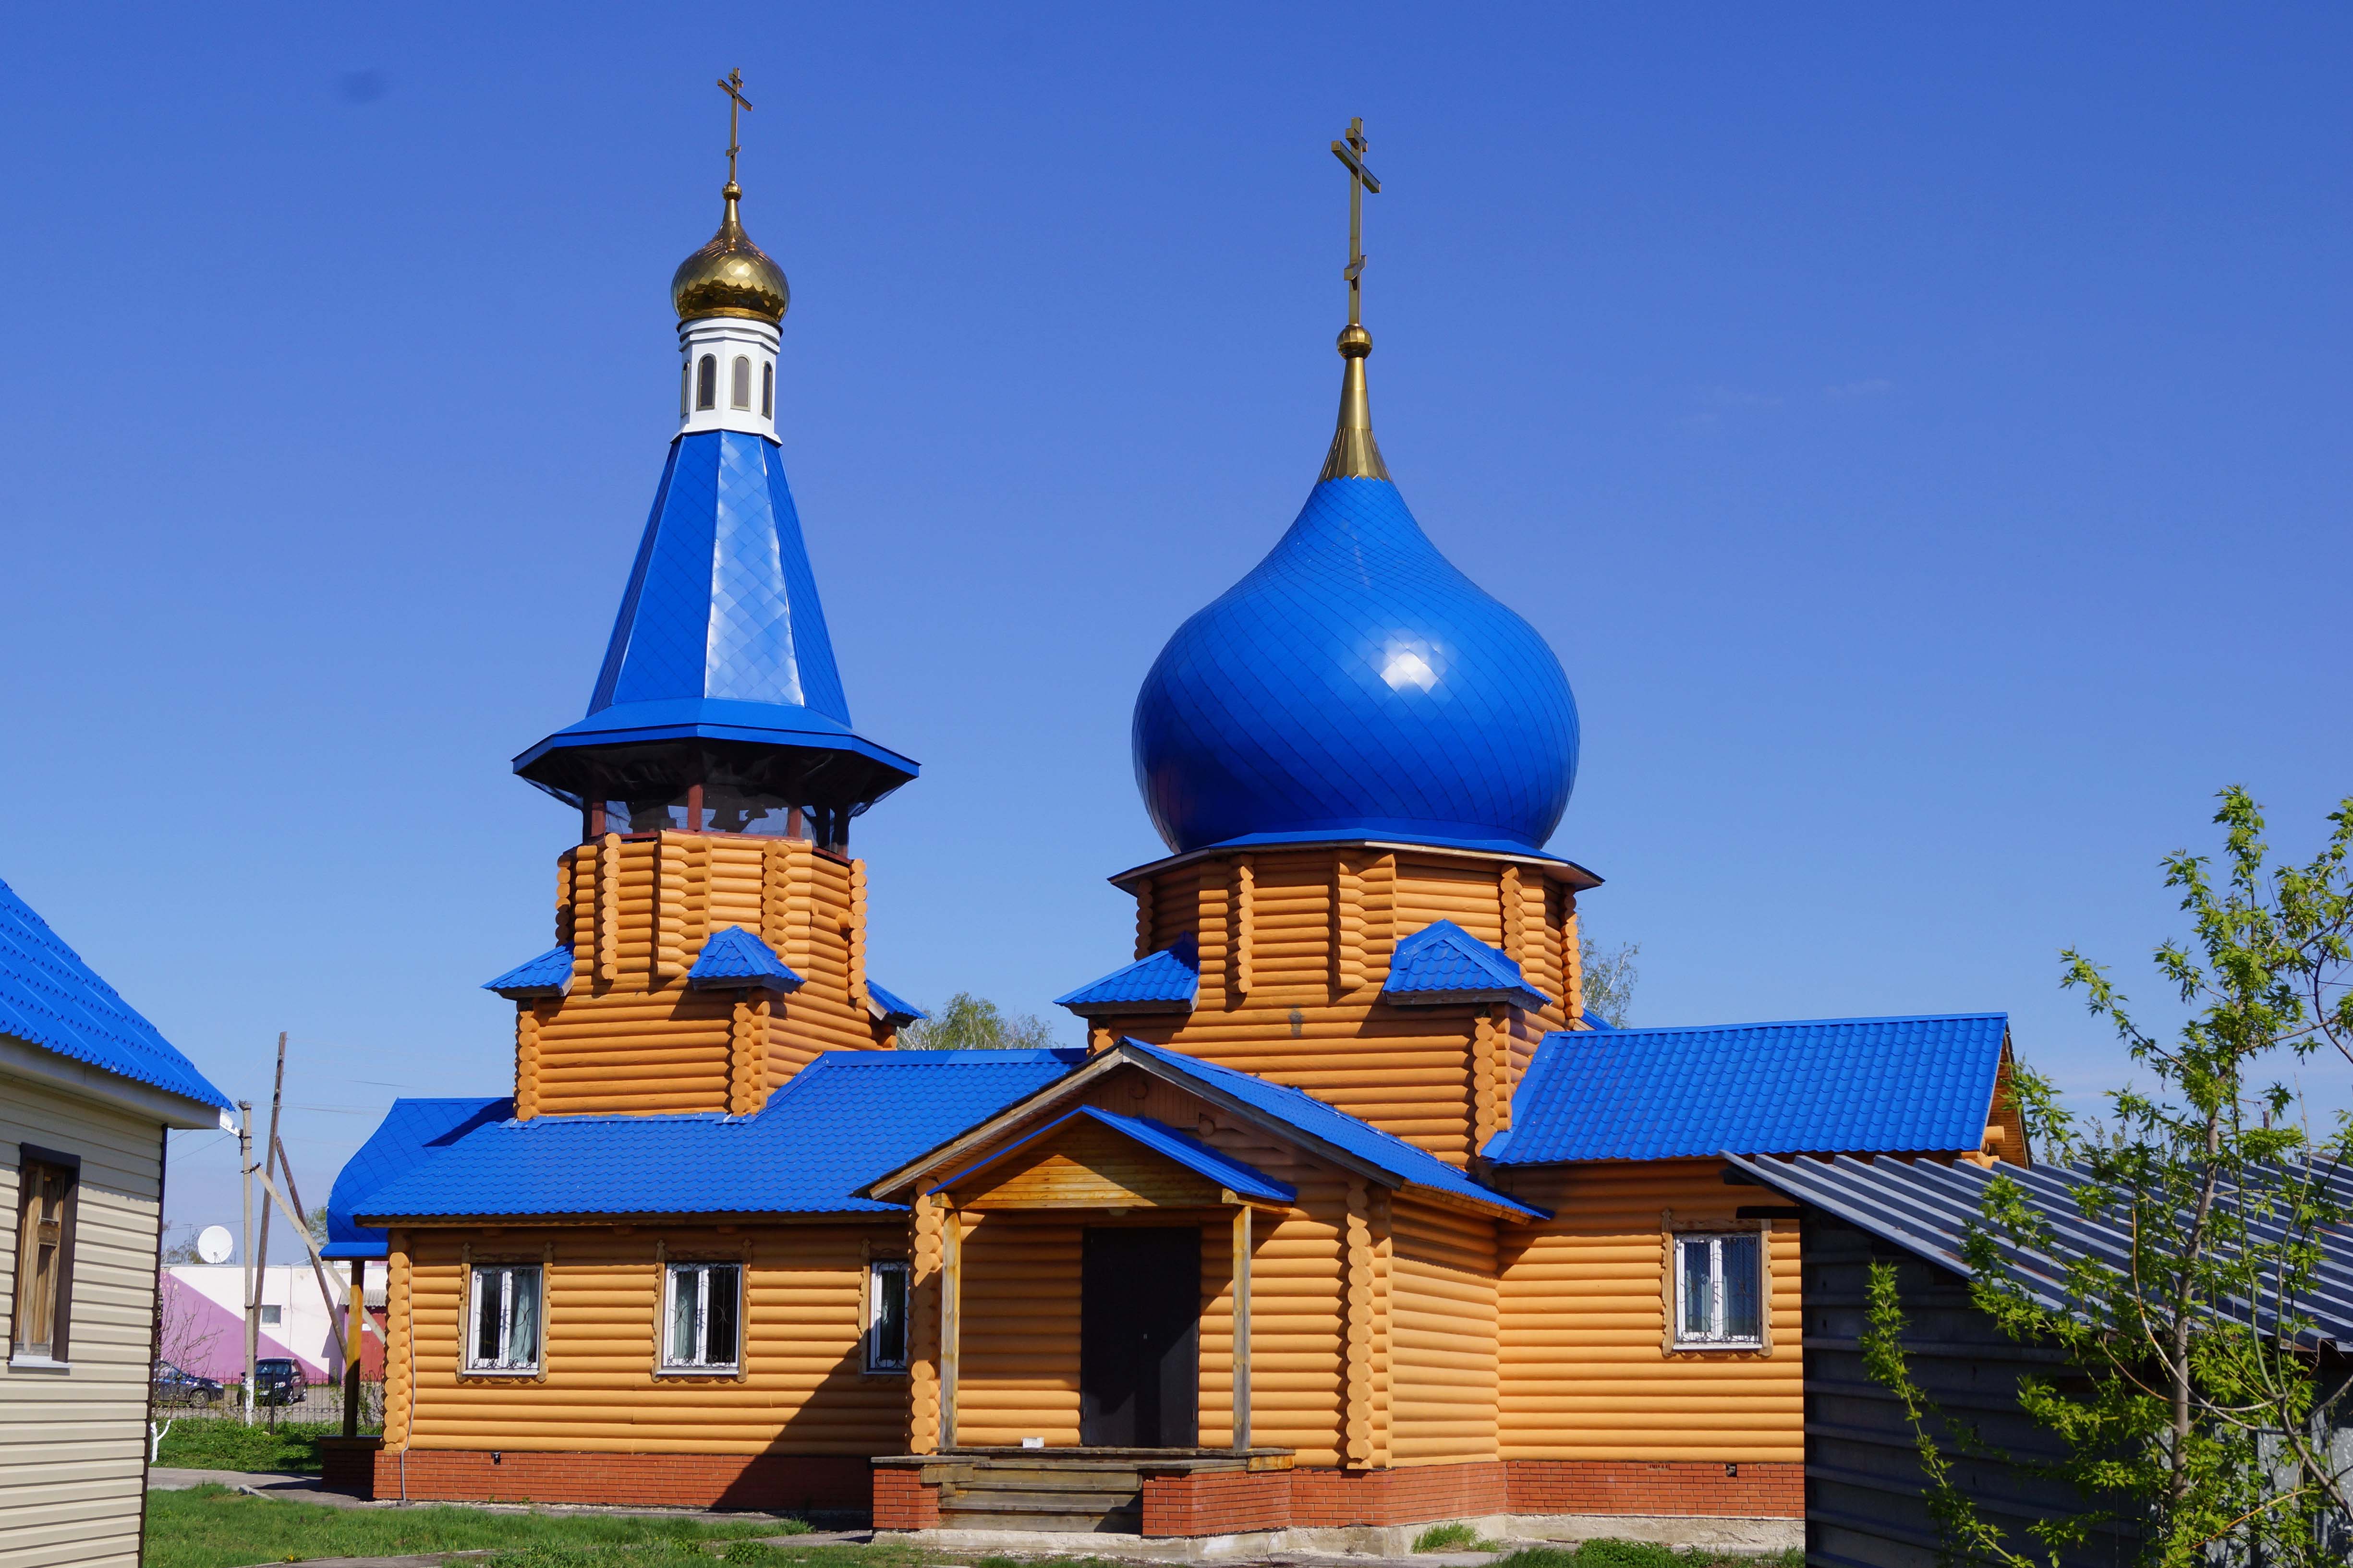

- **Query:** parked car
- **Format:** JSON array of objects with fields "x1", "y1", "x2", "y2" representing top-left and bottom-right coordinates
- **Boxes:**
[
  {"x1": 152, "y1": 1361, "x2": 222, "y2": 1406},
  {"x1": 254, "y1": 1357, "x2": 306, "y2": 1407}
]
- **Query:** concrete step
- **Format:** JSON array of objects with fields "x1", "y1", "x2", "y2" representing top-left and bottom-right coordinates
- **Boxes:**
[{"x1": 939, "y1": 1507, "x2": 1143, "y2": 1534}]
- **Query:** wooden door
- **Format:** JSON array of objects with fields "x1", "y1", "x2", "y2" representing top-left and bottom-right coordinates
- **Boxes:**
[{"x1": 1079, "y1": 1227, "x2": 1200, "y2": 1448}]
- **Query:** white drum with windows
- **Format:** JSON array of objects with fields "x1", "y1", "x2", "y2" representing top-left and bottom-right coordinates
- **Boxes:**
[
  {"x1": 467, "y1": 1262, "x2": 542, "y2": 1373},
  {"x1": 1673, "y1": 1231, "x2": 1763, "y2": 1348},
  {"x1": 664, "y1": 1260, "x2": 741, "y2": 1373}
]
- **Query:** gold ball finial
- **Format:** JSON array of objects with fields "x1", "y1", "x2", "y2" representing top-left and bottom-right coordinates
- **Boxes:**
[{"x1": 1337, "y1": 323, "x2": 1373, "y2": 359}]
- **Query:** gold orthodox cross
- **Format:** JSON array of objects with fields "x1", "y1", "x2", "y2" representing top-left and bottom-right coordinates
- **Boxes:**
[
  {"x1": 717, "y1": 69, "x2": 754, "y2": 186},
  {"x1": 1330, "y1": 117, "x2": 1382, "y2": 326}
]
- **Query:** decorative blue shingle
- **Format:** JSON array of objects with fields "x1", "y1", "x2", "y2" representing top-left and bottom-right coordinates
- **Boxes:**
[
  {"x1": 1118, "y1": 1040, "x2": 1544, "y2": 1219},
  {"x1": 687, "y1": 925, "x2": 802, "y2": 991},
  {"x1": 865, "y1": 981, "x2": 926, "y2": 1025},
  {"x1": 1485, "y1": 1013, "x2": 2010, "y2": 1164},
  {"x1": 1131, "y1": 477, "x2": 1578, "y2": 858},
  {"x1": 513, "y1": 431, "x2": 918, "y2": 815},
  {"x1": 322, "y1": 1098, "x2": 510, "y2": 1258},
  {"x1": 1055, "y1": 936, "x2": 1200, "y2": 1015},
  {"x1": 0, "y1": 874, "x2": 228, "y2": 1112},
  {"x1": 1382, "y1": 919, "x2": 1551, "y2": 1010},
  {"x1": 482, "y1": 946, "x2": 575, "y2": 1000},
  {"x1": 928, "y1": 1105, "x2": 1297, "y2": 1205},
  {"x1": 352, "y1": 1049, "x2": 1085, "y2": 1221}
]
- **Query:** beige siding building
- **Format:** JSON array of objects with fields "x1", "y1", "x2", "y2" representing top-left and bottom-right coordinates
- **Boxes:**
[{"x1": 0, "y1": 880, "x2": 231, "y2": 1568}]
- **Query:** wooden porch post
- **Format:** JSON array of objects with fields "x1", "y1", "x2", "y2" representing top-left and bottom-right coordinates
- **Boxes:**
[
  {"x1": 1231, "y1": 1205, "x2": 1252, "y2": 1451},
  {"x1": 941, "y1": 1206, "x2": 962, "y2": 1450}
]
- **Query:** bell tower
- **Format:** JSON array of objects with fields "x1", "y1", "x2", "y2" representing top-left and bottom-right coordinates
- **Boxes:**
[{"x1": 491, "y1": 75, "x2": 921, "y2": 1121}]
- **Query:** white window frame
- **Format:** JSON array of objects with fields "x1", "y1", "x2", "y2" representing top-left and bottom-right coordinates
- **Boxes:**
[
  {"x1": 1672, "y1": 1231, "x2": 1765, "y2": 1350},
  {"x1": 865, "y1": 1259, "x2": 910, "y2": 1374},
  {"x1": 464, "y1": 1263, "x2": 542, "y2": 1375},
  {"x1": 660, "y1": 1261, "x2": 741, "y2": 1375}
]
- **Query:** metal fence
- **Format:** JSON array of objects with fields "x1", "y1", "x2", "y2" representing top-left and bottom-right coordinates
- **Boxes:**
[{"x1": 157, "y1": 1380, "x2": 385, "y2": 1428}]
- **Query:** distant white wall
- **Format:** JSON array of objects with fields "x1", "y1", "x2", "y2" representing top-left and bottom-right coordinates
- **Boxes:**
[{"x1": 165, "y1": 1263, "x2": 385, "y2": 1381}]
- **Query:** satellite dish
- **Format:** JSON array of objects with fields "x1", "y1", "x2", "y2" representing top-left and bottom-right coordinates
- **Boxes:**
[{"x1": 196, "y1": 1225, "x2": 233, "y2": 1264}]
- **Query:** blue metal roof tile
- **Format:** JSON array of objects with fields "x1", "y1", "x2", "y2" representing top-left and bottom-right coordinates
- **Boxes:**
[
  {"x1": 0, "y1": 875, "x2": 229, "y2": 1112},
  {"x1": 351, "y1": 1049, "x2": 1084, "y2": 1221},
  {"x1": 482, "y1": 945, "x2": 575, "y2": 1000},
  {"x1": 1383, "y1": 919, "x2": 1550, "y2": 1010},
  {"x1": 865, "y1": 981, "x2": 927, "y2": 1024},
  {"x1": 687, "y1": 925, "x2": 802, "y2": 991},
  {"x1": 1486, "y1": 1013, "x2": 2009, "y2": 1163},
  {"x1": 928, "y1": 1105, "x2": 1296, "y2": 1205},
  {"x1": 1055, "y1": 937, "x2": 1200, "y2": 1014},
  {"x1": 322, "y1": 1097, "x2": 511, "y2": 1258},
  {"x1": 1119, "y1": 1040, "x2": 1543, "y2": 1218}
]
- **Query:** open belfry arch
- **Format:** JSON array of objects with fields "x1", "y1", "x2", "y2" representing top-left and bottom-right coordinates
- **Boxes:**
[{"x1": 330, "y1": 93, "x2": 2029, "y2": 1547}]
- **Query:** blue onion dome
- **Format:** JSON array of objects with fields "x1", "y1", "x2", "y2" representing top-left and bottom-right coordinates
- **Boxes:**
[{"x1": 1132, "y1": 327, "x2": 1579, "y2": 856}]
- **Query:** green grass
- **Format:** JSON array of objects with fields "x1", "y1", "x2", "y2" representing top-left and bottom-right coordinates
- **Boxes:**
[
  {"x1": 152, "y1": 1420, "x2": 362, "y2": 1476},
  {"x1": 144, "y1": 1484, "x2": 802, "y2": 1568},
  {"x1": 1492, "y1": 1546, "x2": 1803, "y2": 1568},
  {"x1": 1414, "y1": 1522, "x2": 1505, "y2": 1552}
]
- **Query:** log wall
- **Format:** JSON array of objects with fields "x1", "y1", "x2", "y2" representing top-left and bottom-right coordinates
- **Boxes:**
[
  {"x1": 517, "y1": 833, "x2": 886, "y2": 1119},
  {"x1": 383, "y1": 1223, "x2": 908, "y2": 1456},
  {"x1": 1492, "y1": 1160, "x2": 1803, "y2": 1463}
]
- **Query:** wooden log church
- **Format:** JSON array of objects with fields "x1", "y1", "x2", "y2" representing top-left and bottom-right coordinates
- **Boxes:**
[{"x1": 326, "y1": 98, "x2": 2026, "y2": 1548}]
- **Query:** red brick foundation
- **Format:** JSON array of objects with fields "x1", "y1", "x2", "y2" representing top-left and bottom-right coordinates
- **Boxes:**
[
  {"x1": 1506, "y1": 1460, "x2": 1802, "y2": 1520},
  {"x1": 316, "y1": 1436, "x2": 383, "y2": 1500},
  {"x1": 870, "y1": 1462, "x2": 941, "y2": 1530},
  {"x1": 1140, "y1": 1468, "x2": 1294, "y2": 1536},
  {"x1": 371, "y1": 1448, "x2": 869, "y2": 1512}
]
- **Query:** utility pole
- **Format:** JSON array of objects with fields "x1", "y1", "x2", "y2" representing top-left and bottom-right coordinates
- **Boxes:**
[
  {"x1": 237, "y1": 1100, "x2": 255, "y2": 1424},
  {"x1": 258, "y1": 1035, "x2": 287, "y2": 1428}
]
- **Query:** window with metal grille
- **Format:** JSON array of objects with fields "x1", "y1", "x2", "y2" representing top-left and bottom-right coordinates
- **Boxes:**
[
  {"x1": 663, "y1": 1261, "x2": 740, "y2": 1372},
  {"x1": 1673, "y1": 1232, "x2": 1762, "y2": 1347},
  {"x1": 466, "y1": 1263, "x2": 541, "y2": 1373},
  {"x1": 866, "y1": 1259, "x2": 909, "y2": 1372}
]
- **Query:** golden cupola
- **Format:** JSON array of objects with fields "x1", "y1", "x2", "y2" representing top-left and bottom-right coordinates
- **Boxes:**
[{"x1": 671, "y1": 179, "x2": 790, "y2": 325}]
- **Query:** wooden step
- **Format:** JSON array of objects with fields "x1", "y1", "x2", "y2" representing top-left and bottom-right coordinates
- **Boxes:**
[{"x1": 947, "y1": 1471, "x2": 1143, "y2": 1494}]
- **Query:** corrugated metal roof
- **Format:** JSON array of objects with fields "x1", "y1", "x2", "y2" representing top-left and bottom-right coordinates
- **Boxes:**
[
  {"x1": 323, "y1": 1097, "x2": 510, "y2": 1257},
  {"x1": 865, "y1": 981, "x2": 926, "y2": 1024},
  {"x1": 352, "y1": 1049, "x2": 1082, "y2": 1221},
  {"x1": 1486, "y1": 1013, "x2": 2007, "y2": 1163},
  {"x1": 1383, "y1": 919, "x2": 1550, "y2": 1010},
  {"x1": 1730, "y1": 1151, "x2": 2353, "y2": 1350},
  {"x1": 1121, "y1": 1040, "x2": 1544, "y2": 1218},
  {"x1": 929, "y1": 1105, "x2": 1297, "y2": 1205},
  {"x1": 0, "y1": 874, "x2": 229, "y2": 1111},
  {"x1": 1055, "y1": 937, "x2": 1199, "y2": 1014},
  {"x1": 686, "y1": 925, "x2": 801, "y2": 990},
  {"x1": 482, "y1": 945, "x2": 575, "y2": 1000}
]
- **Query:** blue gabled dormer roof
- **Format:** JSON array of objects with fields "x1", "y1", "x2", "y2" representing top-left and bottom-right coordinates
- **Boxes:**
[
  {"x1": 513, "y1": 431, "x2": 918, "y2": 815},
  {"x1": 1383, "y1": 919, "x2": 1551, "y2": 1011},
  {"x1": 1054, "y1": 936, "x2": 1200, "y2": 1016},
  {"x1": 1484, "y1": 1013, "x2": 2011, "y2": 1164},
  {"x1": 865, "y1": 981, "x2": 927, "y2": 1025},
  {"x1": 0, "y1": 874, "x2": 228, "y2": 1115},
  {"x1": 482, "y1": 945, "x2": 575, "y2": 1001},
  {"x1": 686, "y1": 925, "x2": 802, "y2": 992}
]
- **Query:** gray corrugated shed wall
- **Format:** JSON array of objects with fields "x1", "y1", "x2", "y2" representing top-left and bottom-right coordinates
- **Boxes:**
[{"x1": 1799, "y1": 1208, "x2": 2137, "y2": 1568}]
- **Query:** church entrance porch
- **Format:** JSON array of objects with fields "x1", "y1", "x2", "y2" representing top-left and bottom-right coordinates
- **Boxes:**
[
  {"x1": 1080, "y1": 1227, "x2": 1201, "y2": 1447},
  {"x1": 873, "y1": 1448, "x2": 1296, "y2": 1535}
]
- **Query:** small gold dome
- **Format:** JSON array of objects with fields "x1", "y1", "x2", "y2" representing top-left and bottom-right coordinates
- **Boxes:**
[{"x1": 671, "y1": 182, "x2": 790, "y2": 325}]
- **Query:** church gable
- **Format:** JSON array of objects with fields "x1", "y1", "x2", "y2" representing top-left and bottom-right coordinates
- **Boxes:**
[{"x1": 931, "y1": 1107, "x2": 1294, "y2": 1212}]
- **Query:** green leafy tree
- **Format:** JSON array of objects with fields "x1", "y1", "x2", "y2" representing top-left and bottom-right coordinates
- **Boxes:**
[
  {"x1": 1866, "y1": 787, "x2": 2353, "y2": 1566},
  {"x1": 898, "y1": 991, "x2": 1066, "y2": 1051},
  {"x1": 1578, "y1": 933, "x2": 1640, "y2": 1026}
]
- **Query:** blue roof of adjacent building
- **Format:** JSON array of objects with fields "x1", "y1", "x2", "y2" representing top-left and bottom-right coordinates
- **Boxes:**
[
  {"x1": 1484, "y1": 1013, "x2": 2011, "y2": 1164},
  {"x1": 1119, "y1": 1040, "x2": 1544, "y2": 1218},
  {"x1": 865, "y1": 981, "x2": 927, "y2": 1024},
  {"x1": 929, "y1": 1104, "x2": 1298, "y2": 1205},
  {"x1": 1383, "y1": 920, "x2": 1551, "y2": 1010},
  {"x1": 353, "y1": 1049, "x2": 1085, "y2": 1221},
  {"x1": 0, "y1": 875, "x2": 228, "y2": 1111},
  {"x1": 482, "y1": 945, "x2": 575, "y2": 999},
  {"x1": 1130, "y1": 477, "x2": 1578, "y2": 858},
  {"x1": 686, "y1": 926, "x2": 802, "y2": 990},
  {"x1": 1055, "y1": 937, "x2": 1200, "y2": 1013},
  {"x1": 512, "y1": 430, "x2": 918, "y2": 810},
  {"x1": 323, "y1": 1097, "x2": 510, "y2": 1258}
]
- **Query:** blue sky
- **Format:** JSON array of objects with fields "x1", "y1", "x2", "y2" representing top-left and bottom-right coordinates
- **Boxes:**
[{"x1": 2, "y1": 5, "x2": 2346, "y2": 1247}]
